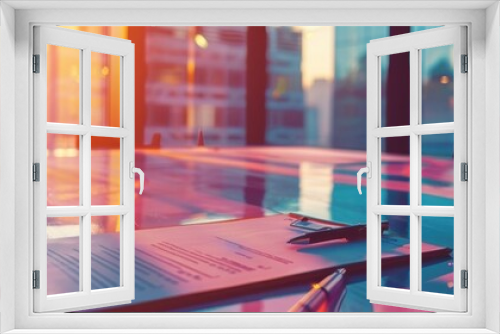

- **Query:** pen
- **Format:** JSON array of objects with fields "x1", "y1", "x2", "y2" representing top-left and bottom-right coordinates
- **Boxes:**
[
  {"x1": 288, "y1": 220, "x2": 389, "y2": 245},
  {"x1": 288, "y1": 224, "x2": 366, "y2": 244},
  {"x1": 288, "y1": 268, "x2": 347, "y2": 312}
]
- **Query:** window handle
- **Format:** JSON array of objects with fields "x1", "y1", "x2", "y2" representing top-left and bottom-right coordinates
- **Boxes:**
[
  {"x1": 129, "y1": 162, "x2": 145, "y2": 195},
  {"x1": 357, "y1": 162, "x2": 371, "y2": 195}
]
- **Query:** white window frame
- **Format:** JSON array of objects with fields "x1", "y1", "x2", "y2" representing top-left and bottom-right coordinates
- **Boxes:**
[
  {"x1": 0, "y1": 1, "x2": 498, "y2": 333},
  {"x1": 366, "y1": 26, "x2": 468, "y2": 312},
  {"x1": 33, "y1": 26, "x2": 136, "y2": 313}
]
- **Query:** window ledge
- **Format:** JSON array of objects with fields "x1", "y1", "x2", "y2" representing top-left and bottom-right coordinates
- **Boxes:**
[{"x1": 4, "y1": 330, "x2": 498, "y2": 334}]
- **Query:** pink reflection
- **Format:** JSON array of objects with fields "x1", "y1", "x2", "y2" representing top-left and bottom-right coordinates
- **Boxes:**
[
  {"x1": 48, "y1": 147, "x2": 455, "y2": 235},
  {"x1": 430, "y1": 272, "x2": 454, "y2": 289},
  {"x1": 91, "y1": 139, "x2": 121, "y2": 206},
  {"x1": 373, "y1": 304, "x2": 429, "y2": 313},
  {"x1": 47, "y1": 134, "x2": 80, "y2": 207},
  {"x1": 395, "y1": 242, "x2": 443, "y2": 255},
  {"x1": 145, "y1": 148, "x2": 453, "y2": 201}
]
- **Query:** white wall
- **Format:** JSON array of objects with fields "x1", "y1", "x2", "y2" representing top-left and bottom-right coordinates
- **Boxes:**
[
  {"x1": 0, "y1": 2, "x2": 16, "y2": 333},
  {"x1": 485, "y1": 2, "x2": 500, "y2": 333}
]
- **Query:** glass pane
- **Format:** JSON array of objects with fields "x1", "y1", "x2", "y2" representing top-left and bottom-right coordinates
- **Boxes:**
[
  {"x1": 47, "y1": 216, "x2": 80, "y2": 295},
  {"x1": 91, "y1": 52, "x2": 121, "y2": 127},
  {"x1": 91, "y1": 137, "x2": 121, "y2": 206},
  {"x1": 91, "y1": 215, "x2": 121, "y2": 290},
  {"x1": 380, "y1": 51, "x2": 410, "y2": 127},
  {"x1": 421, "y1": 45, "x2": 454, "y2": 124},
  {"x1": 381, "y1": 215, "x2": 410, "y2": 290},
  {"x1": 381, "y1": 136, "x2": 410, "y2": 206},
  {"x1": 47, "y1": 134, "x2": 80, "y2": 206},
  {"x1": 421, "y1": 216, "x2": 454, "y2": 295},
  {"x1": 47, "y1": 44, "x2": 80, "y2": 124},
  {"x1": 421, "y1": 133, "x2": 454, "y2": 206}
]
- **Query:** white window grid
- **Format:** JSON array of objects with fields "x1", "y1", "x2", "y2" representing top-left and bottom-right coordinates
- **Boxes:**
[
  {"x1": 366, "y1": 26, "x2": 467, "y2": 312},
  {"x1": 33, "y1": 26, "x2": 135, "y2": 313}
]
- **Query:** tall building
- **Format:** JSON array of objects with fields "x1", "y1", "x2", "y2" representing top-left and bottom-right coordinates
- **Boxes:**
[
  {"x1": 332, "y1": 26, "x2": 453, "y2": 155},
  {"x1": 332, "y1": 26, "x2": 390, "y2": 151},
  {"x1": 266, "y1": 27, "x2": 305, "y2": 145},
  {"x1": 144, "y1": 26, "x2": 247, "y2": 147},
  {"x1": 144, "y1": 26, "x2": 305, "y2": 147},
  {"x1": 47, "y1": 26, "x2": 307, "y2": 149},
  {"x1": 305, "y1": 79, "x2": 334, "y2": 147}
]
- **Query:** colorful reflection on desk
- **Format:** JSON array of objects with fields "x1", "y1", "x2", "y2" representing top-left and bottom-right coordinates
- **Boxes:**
[{"x1": 47, "y1": 146, "x2": 454, "y2": 311}]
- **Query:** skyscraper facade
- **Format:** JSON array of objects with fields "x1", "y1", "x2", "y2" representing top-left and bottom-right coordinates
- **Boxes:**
[
  {"x1": 332, "y1": 26, "x2": 390, "y2": 150},
  {"x1": 144, "y1": 26, "x2": 248, "y2": 147},
  {"x1": 266, "y1": 27, "x2": 305, "y2": 145},
  {"x1": 332, "y1": 26, "x2": 453, "y2": 155}
]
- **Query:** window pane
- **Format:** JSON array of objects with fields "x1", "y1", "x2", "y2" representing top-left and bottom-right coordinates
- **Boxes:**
[
  {"x1": 421, "y1": 45, "x2": 454, "y2": 124},
  {"x1": 47, "y1": 45, "x2": 80, "y2": 124},
  {"x1": 91, "y1": 215, "x2": 121, "y2": 290},
  {"x1": 47, "y1": 216, "x2": 80, "y2": 295},
  {"x1": 91, "y1": 52, "x2": 121, "y2": 127},
  {"x1": 421, "y1": 216, "x2": 454, "y2": 295},
  {"x1": 380, "y1": 52, "x2": 409, "y2": 127},
  {"x1": 421, "y1": 133, "x2": 454, "y2": 206},
  {"x1": 47, "y1": 134, "x2": 80, "y2": 206},
  {"x1": 91, "y1": 137, "x2": 121, "y2": 206},
  {"x1": 381, "y1": 136, "x2": 410, "y2": 206},
  {"x1": 381, "y1": 215, "x2": 410, "y2": 290}
]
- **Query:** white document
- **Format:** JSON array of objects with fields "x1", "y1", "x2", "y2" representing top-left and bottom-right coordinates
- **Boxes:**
[{"x1": 47, "y1": 214, "x2": 448, "y2": 311}]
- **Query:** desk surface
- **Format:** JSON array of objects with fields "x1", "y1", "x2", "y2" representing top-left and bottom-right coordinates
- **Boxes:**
[{"x1": 47, "y1": 146, "x2": 454, "y2": 312}]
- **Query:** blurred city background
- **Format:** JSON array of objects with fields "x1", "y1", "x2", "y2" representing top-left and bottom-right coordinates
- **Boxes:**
[
  {"x1": 47, "y1": 26, "x2": 455, "y2": 311},
  {"x1": 49, "y1": 26, "x2": 454, "y2": 150}
]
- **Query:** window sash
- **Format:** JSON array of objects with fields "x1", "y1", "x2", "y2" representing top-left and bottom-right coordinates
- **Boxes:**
[
  {"x1": 366, "y1": 26, "x2": 467, "y2": 312},
  {"x1": 32, "y1": 25, "x2": 136, "y2": 313}
]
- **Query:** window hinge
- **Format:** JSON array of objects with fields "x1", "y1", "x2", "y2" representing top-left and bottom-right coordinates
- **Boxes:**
[
  {"x1": 33, "y1": 270, "x2": 40, "y2": 289},
  {"x1": 33, "y1": 163, "x2": 40, "y2": 182},
  {"x1": 461, "y1": 54, "x2": 468, "y2": 73},
  {"x1": 461, "y1": 270, "x2": 468, "y2": 289},
  {"x1": 461, "y1": 162, "x2": 468, "y2": 181},
  {"x1": 33, "y1": 54, "x2": 40, "y2": 73}
]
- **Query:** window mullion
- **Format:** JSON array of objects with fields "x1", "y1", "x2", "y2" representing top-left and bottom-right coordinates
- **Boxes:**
[
  {"x1": 46, "y1": 122, "x2": 89, "y2": 135},
  {"x1": 78, "y1": 48, "x2": 85, "y2": 293},
  {"x1": 412, "y1": 122, "x2": 454, "y2": 135},
  {"x1": 409, "y1": 48, "x2": 420, "y2": 295},
  {"x1": 82, "y1": 47, "x2": 92, "y2": 294}
]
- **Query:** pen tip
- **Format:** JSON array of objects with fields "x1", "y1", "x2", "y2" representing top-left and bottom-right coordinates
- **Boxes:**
[{"x1": 289, "y1": 238, "x2": 310, "y2": 245}]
